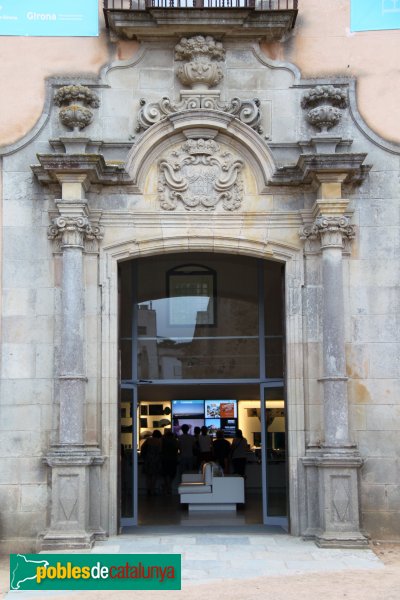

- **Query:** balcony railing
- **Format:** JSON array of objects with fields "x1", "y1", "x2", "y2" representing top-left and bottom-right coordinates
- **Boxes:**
[
  {"x1": 103, "y1": 0, "x2": 298, "y2": 38},
  {"x1": 104, "y1": 0, "x2": 298, "y2": 9}
]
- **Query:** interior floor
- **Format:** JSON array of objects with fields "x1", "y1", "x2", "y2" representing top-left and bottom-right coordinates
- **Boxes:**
[{"x1": 138, "y1": 492, "x2": 263, "y2": 526}]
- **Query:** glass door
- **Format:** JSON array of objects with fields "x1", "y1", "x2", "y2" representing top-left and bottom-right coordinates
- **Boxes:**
[
  {"x1": 260, "y1": 382, "x2": 288, "y2": 528},
  {"x1": 120, "y1": 385, "x2": 138, "y2": 526}
]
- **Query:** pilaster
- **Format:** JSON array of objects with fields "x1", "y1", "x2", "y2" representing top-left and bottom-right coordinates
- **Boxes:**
[
  {"x1": 300, "y1": 172, "x2": 367, "y2": 548},
  {"x1": 39, "y1": 172, "x2": 105, "y2": 550}
]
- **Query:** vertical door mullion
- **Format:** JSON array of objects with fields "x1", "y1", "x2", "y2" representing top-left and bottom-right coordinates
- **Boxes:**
[
  {"x1": 132, "y1": 384, "x2": 138, "y2": 525},
  {"x1": 120, "y1": 383, "x2": 138, "y2": 528},
  {"x1": 260, "y1": 383, "x2": 268, "y2": 523},
  {"x1": 262, "y1": 380, "x2": 289, "y2": 529},
  {"x1": 258, "y1": 259, "x2": 266, "y2": 381},
  {"x1": 132, "y1": 261, "x2": 138, "y2": 382}
]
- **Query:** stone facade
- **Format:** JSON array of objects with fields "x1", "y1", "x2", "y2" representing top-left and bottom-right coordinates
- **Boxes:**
[{"x1": 0, "y1": 29, "x2": 399, "y2": 552}]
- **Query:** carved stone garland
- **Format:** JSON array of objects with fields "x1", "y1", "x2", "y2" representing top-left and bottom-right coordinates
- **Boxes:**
[
  {"x1": 137, "y1": 36, "x2": 262, "y2": 134},
  {"x1": 301, "y1": 85, "x2": 348, "y2": 133},
  {"x1": 175, "y1": 35, "x2": 225, "y2": 90},
  {"x1": 54, "y1": 85, "x2": 100, "y2": 131},
  {"x1": 158, "y1": 138, "x2": 244, "y2": 212}
]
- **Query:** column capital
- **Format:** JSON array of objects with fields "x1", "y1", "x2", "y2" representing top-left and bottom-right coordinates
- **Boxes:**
[
  {"x1": 48, "y1": 214, "x2": 103, "y2": 249},
  {"x1": 301, "y1": 215, "x2": 355, "y2": 249}
]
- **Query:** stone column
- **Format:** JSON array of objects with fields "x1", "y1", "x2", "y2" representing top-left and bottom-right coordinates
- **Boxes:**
[
  {"x1": 301, "y1": 176, "x2": 367, "y2": 548},
  {"x1": 307, "y1": 212, "x2": 354, "y2": 448},
  {"x1": 39, "y1": 174, "x2": 105, "y2": 550}
]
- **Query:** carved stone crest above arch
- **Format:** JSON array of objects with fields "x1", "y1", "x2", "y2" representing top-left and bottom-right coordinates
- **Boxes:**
[
  {"x1": 125, "y1": 110, "x2": 277, "y2": 195},
  {"x1": 158, "y1": 138, "x2": 244, "y2": 212}
]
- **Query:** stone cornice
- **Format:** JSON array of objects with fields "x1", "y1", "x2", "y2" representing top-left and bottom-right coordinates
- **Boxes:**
[
  {"x1": 32, "y1": 153, "x2": 133, "y2": 187},
  {"x1": 104, "y1": 8, "x2": 298, "y2": 41},
  {"x1": 270, "y1": 152, "x2": 371, "y2": 187}
]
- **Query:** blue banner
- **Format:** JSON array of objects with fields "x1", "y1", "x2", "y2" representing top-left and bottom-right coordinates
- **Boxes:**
[
  {"x1": 0, "y1": 0, "x2": 98, "y2": 36},
  {"x1": 351, "y1": 0, "x2": 400, "y2": 31}
]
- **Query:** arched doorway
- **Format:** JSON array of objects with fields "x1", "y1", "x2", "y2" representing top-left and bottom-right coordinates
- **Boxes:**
[{"x1": 118, "y1": 252, "x2": 288, "y2": 529}]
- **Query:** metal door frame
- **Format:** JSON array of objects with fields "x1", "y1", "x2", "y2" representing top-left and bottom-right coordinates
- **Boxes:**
[
  {"x1": 120, "y1": 383, "x2": 138, "y2": 527},
  {"x1": 119, "y1": 256, "x2": 288, "y2": 529},
  {"x1": 260, "y1": 381, "x2": 288, "y2": 529}
]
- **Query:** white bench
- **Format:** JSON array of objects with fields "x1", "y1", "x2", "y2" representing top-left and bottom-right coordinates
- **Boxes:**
[{"x1": 178, "y1": 462, "x2": 245, "y2": 511}]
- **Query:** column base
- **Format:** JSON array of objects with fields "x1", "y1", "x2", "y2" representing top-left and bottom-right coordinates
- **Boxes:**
[
  {"x1": 39, "y1": 446, "x2": 106, "y2": 552},
  {"x1": 314, "y1": 530, "x2": 369, "y2": 549},
  {"x1": 38, "y1": 530, "x2": 96, "y2": 551},
  {"x1": 302, "y1": 450, "x2": 368, "y2": 548}
]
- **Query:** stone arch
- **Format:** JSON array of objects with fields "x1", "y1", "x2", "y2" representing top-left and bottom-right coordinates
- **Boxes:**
[
  {"x1": 102, "y1": 232, "x2": 301, "y2": 262},
  {"x1": 124, "y1": 110, "x2": 277, "y2": 195},
  {"x1": 100, "y1": 233, "x2": 305, "y2": 538}
]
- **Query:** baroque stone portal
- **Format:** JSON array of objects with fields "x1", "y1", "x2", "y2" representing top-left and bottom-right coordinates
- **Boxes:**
[{"x1": 158, "y1": 138, "x2": 244, "y2": 212}]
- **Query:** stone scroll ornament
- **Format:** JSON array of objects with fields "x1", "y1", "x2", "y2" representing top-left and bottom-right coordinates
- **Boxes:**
[
  {"x1": 158, "y1": 138, "x2": 244, "y2": 212},
  {"x1": 137, "y1": 95, "x2": 262, "y2": 133},
  {"x1": 54, "y1": 85, "x2": 100, "y2": 131},
  {"x1": 301, "y1": 85, "x2": 348, "y2": 133}
]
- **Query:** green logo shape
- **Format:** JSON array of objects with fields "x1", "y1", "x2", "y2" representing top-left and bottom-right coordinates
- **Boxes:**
[{"x1": 10, "y1": 554, "x2": 181, "y2": 590}]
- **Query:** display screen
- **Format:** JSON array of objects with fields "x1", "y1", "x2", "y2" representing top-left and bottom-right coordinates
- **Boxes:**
[
  {"x1": 171, "y1": 400, "x2": 204, "y2": 436},
  {"x1": 205, "y1": 399, "x2": 237, "y2": 419},
  {"x1": 171, "y1": 399, "x2": 238, "y2": 436},
  {"x1": 221, "y1": 418, "x2": 237, "y2": 438},
  {"x1": 205, "y1": 418, "x2": 220, "y2": 437}
]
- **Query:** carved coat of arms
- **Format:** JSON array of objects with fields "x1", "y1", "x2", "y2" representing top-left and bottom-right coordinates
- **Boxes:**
[{"x1": 158, "y1": 138, "x2": 244, "y2": 211}]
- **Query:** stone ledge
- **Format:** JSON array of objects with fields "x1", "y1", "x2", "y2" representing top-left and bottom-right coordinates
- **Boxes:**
[
  {"x1": 32, "y1": 154, "x2": 133, "y2": 188},
  {"x1": 104, "y1": 8, "x2": 298, "y2": 40},
  {"x1": 271, "y1": 153, "x2": 371, "y2": 187}
]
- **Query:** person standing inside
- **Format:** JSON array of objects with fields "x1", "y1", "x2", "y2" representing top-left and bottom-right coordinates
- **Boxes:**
[
  {"x1": 198, "y1": 425, "x2": 213, "y2": 464},
  {"x1": 212, "y1": 429, "x2": 231, "y2": 474},
  {"x1": 231, "y1": 429, "x2": 248, "y2": 478},
  {"x1": 161, "y1": 429, "x2": 179, "y2": 495},
  {"x1": 141, "y1": 429, "x2": 162, "y2": 496},
  {"x1": 193, "y1": 426, "x2": 201, "y2": 469},
  {"x1": 178, "y1": 424, "x2": 195, "y2": 473}
]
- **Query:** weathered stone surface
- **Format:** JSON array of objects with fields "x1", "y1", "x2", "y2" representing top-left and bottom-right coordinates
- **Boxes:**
[{"x1": 361, "y1": 458, "x2": 400, "y2": 485}]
